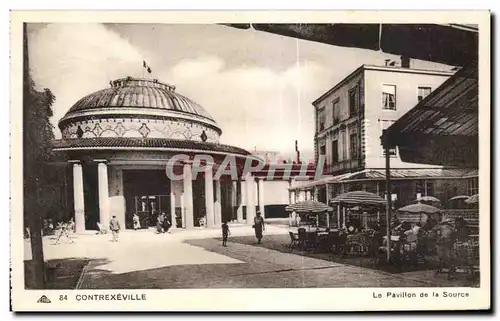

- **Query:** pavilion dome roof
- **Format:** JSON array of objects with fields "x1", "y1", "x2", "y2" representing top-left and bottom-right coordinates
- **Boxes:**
[
  {"x1": 58, "y1": 77, "x2": 218, "y2": 128},
  {"x1": 57, "y1": 77, "x2": 223, "y2": 143}
]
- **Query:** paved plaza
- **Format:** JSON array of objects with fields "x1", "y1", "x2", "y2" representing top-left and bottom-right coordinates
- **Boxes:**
[{"x1": 27, "y1": 224, "x2": 473, "y2": 289}]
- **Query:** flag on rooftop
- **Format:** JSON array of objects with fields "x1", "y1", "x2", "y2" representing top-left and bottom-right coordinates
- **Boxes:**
[{"x1": 143, "y1": 60, "x2": 152, "y2": 74}]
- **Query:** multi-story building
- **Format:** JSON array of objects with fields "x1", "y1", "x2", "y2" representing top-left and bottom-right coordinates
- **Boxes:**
[{"x1": 295, "y1": 59, "x2": 478, "y2": 209}]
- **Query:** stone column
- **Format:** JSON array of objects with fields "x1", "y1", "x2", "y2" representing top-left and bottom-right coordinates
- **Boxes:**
[
  {"x1": 204, "y1": 165, "x2": 215, "y2": 228},
  {"x1": 170, "y1": 180, "x2": 177, "y2": 229},
  {"x1": 238, "y1": 179, "x2": 245, "y2": 223},
  {"x1": 325, "y1": 184, "x2": 330, "y2": 228},
  {"x1": 70, "y1": 161, "x2": 85, "y2": 233},
  {"x1": 245, "y1": 173, "x2": 256, "y2": 224},
  {"x1": 257, "y1": 177, "x2": 265, "y2": 218},
  {"x1": 343, "y1": 207, "x2": 347, "y2": 229},
  {"x1": 180, "y1": 192, "x2": 185, "y2": 228},
  {"x1": 183, "y1": 162, "x2": 194, "y2": 229},
  {"x1": 306, "y1": 190, "x2": 312, "y2": 200},
  {"x1": 232, "y1": 181, "x2": 238, "y2": 222},
  {"x1": 337, "y1": 204, "x2": 341, "y2": 229},
  {"x1": 214, "y1": 179, "x2": 222, "y2": 226},
  {"x1": 95, "y1": 160, "x2": 110, "y2": 227}
]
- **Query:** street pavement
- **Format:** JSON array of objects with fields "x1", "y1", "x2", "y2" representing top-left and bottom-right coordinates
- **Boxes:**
[{"x1": 32, "y1": 224, "x2": 464, "y2": 289}]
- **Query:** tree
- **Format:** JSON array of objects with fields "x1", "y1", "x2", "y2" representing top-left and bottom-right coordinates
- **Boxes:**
[{"x1": 23, "y1": 23, "x2": 56, "y2": 289}]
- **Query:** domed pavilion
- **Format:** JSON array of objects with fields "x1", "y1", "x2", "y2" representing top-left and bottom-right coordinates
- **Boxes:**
[{"x1": 53, "y1": 77, "x2": 262, "y2": 233}]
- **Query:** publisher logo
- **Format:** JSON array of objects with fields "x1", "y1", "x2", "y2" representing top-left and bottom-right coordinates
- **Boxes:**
[{"x1": 37, "y1": 295, "x2": 51, "y2": 303}]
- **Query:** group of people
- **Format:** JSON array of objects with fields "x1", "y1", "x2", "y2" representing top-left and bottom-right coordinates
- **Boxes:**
[
  {"x1": 131, "y1": 212, "x2": 173, "y2": 234},
  {"x1": 372, "y1": 215, "x2": 473, "y2": 274},
  {"x1": 155, "y1": 213, "x2": 172, "y2": 234},
  {"x1": 105, "y1": 211, "x2": 266, "y2": 245}
]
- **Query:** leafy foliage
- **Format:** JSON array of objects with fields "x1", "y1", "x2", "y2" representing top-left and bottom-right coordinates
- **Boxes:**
[{"x1": 23, "y1": 71, "x2": 59, "y2": 223}]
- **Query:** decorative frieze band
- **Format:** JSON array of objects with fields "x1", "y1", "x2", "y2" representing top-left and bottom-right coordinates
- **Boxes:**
[{"x1": 61, "y1": 117, "x2": 220, "y2": 143}]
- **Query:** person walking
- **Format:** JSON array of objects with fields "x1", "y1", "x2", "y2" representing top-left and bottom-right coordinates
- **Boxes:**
[
  {"x1": 432, "y1": 217, "x2": 456, "y2": 277},
  {"x1": 109, "y1": 216, "x2": 121, "y2": 242},
  {"x1": 221, "y1": 221, "x2": 230, "y2": 247},
  {"x1": 253, "y1": 211, "x2": 265, "y2": 244},
  {"x1": 133, "y1": 213, "x2": 141, "y2": 230}
]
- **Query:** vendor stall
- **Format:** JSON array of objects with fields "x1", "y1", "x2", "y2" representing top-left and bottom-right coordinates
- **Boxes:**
[{"x1": 330, "y1": 191, "x2": 386, "y2": 230}]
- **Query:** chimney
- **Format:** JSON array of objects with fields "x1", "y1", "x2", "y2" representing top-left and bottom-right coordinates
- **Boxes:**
[{"x1": 401, "y1": 55, "x2": 410, "y2": 68}]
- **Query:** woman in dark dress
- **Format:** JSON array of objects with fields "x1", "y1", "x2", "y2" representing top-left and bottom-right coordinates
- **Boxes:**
[{"x1": 253, "y1": 211, "x2": 265, "y2": 244}]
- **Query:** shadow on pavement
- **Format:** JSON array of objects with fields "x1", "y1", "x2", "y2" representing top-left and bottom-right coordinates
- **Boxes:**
[{"x1": 25, "y1": 257, "x2": 95, "y2": 289}]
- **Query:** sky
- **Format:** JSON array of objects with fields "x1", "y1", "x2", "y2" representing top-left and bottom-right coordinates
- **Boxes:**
[{"x1": 27, "y1": 23, "x2": 452, "y2": 161}]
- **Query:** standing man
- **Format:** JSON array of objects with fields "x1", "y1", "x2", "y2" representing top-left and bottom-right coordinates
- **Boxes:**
[
  {"x1": 253, "y1": 211, "x2": 265, "y2": 244},
  {"x1": 109, "y1": 215, "x2": 121, "y2": 242}
]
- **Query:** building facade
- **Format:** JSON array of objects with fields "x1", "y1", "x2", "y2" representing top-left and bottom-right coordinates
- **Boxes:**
[{"x1": 292, "y1": 62, "x2": 478, "y2": 209}]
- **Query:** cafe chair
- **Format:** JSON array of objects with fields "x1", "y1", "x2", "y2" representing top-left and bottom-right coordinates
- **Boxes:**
[
  {"x1": 306, "y1": 231, "x2": 319, "y2": 251},
  {"x1": 288, "y1": 231, "x2": 300, "y2": 251},
  {"x1": 297, "y1": 228, "x2": 308, "y2": 250}
]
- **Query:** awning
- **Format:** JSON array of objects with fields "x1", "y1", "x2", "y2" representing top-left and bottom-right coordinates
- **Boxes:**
[
  {"x1": 221, "y1": 24, "x2": 478, "y2": 67},
  {"x1": 290, "y1": 168, "x2": 478, "y2": 190},
  {"x1": 290, "y1": 172, "x2": 353, "y2": 190},
  {"x1": 340, "y1": 168, "x2": 478, "y2": 182},
  {"x1": 382, "y1": 61, "x2": 478, "y2": 167}
]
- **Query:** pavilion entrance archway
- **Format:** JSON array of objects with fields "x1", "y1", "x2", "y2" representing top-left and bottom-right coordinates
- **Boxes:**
[{"x1": 123, "y1": 169, "x2": 170, "y2": 229}]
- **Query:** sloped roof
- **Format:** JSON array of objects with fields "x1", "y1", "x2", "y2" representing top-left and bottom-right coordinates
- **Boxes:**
[
  {"x1": 290, "y1": 168, "x2": 478, "y2": 190},
  {"x1": 52, "y1": 137, "x2": 251, "y2": 156}
]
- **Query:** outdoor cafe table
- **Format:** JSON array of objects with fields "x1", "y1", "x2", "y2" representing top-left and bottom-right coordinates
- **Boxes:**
[{"x1": 344, "y1": 232, "x2": 371, "y2": 256}]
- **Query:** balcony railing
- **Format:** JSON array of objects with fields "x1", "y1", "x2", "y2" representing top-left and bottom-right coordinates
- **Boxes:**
[{"x1": 325, "y1": 159, "x2": 362, "y2": 175}]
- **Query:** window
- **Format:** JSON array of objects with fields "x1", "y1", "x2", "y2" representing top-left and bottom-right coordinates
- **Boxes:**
[
  {"x1": 319, "y1": 145, "x2": 326, "y2": 156},
  {"x1": 467, "y1": 177, "x2": 479, "y2": 195},
  {"x1": 332, "y1": 99, "x2": 340, "y2": 125},
  {"x1": 317, "y1": 109, "x2": 325, "y2": 132},
  {"x1": 426, "y1": 182, "x2": 435, "y2": 197},
  {"x1": 418, "y1": 86, "x2": 432, "y2": 102},
  {"x1": 349, "y1": 88, "x2": 358, "y2": 117},
  {"x1": 416, "y1": 180, "x2": 435, "y2": 196},
  {"x1": 382, "y1": 84, "x2": 396, "y2": 110},
  {"x1": 350, "y1": 133, "x2": 358, "y2": 159},
  {"x1": 331, "y1": 140, "x2": 339, "y2": 163}
]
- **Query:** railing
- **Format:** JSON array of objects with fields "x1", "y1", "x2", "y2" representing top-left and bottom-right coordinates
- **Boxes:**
[
  {"x1": 442, "y1": 209, "x2": 479, "y2": 221},
  {"x1": 326, "y1": 159, "x2": 361, "y2": 175}
]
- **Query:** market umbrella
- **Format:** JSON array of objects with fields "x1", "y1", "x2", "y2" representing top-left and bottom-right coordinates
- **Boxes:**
[
  {"x1": 465, "y1": 194, "x2": 479, "y2": 204},
  {"x1": 414, "y1": 196, "x2": 441, "y2": 204},
  {"x1": 448, "y1": 195, "x2": 470, "y2": 209},
  {"x1": 285, "y1": 200, "x2": 333, "y2": 213},
  {"x1": 398, "y1": 203, "x2": 441, "y2": 214},
  {"x1": 397, "y1": 203, "x2": 441, "y2": 225},
  {"x1": 330, "y1": 191, "x2": 386, "y2": 206},
  {"x1": 449, "y1": 195, "x2": 470, "y2": 201},
  {"x1": 330, "y1": 191, "x2": 385, "y2": 230},
  {"x1": 285, "y1": 200, "x2": 332, "y2": 231}
]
